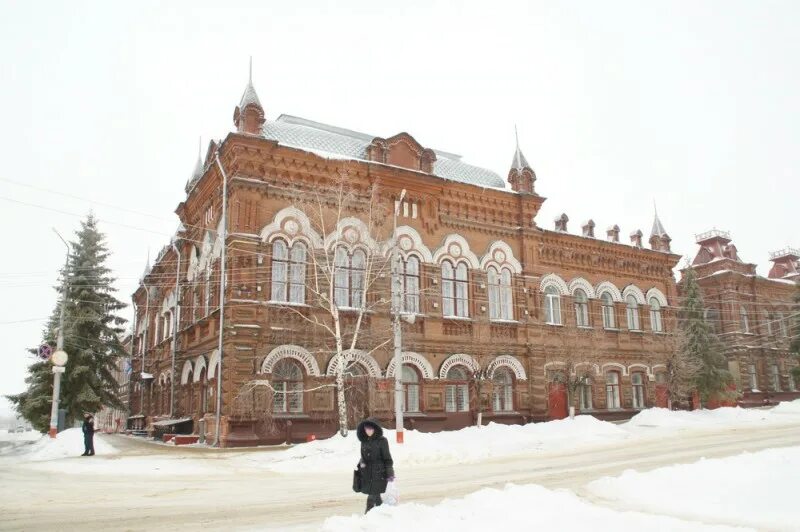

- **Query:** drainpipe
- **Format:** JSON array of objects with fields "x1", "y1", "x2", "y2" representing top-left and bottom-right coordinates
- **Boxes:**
[
  {"x1": 170, "y1": 240, "x2": 182, "y2": 418},
  {"x1": 128, "y1": 299, "x2": 137, "y2": 425},
  {"x1": 212, "y1": 152, "x2": 229, "y2": 447},
  {"x1": 140, "y1": 283, "x2": 152, "y2": 416}
]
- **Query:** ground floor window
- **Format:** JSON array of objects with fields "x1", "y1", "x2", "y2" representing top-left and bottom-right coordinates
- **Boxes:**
[
  {"x1": 789, "y1": 370, "x2": 797, "y2": 392},
  {"x1": 445, "y1": 366, "x2": 470, "y2": 412},
  {"x1": 770, "y1": 365, "x2": 781, "y2": 392},
  {"x1": 492, "y1": 367, "x2": 514, "y2": 412},
  {"x1": 579, "y1": 377, "x2": 593, "y2": 410},
  {"x1": 631, "y1": 372, "x2": 646, "y2": 409},
  {"x1": 272, "y1": 359, "x2": 304, "y2": 413},
  {"x1": 748, "y1": 364, "x2": 758, "y2": 391},
  {"x1": 402, "y1": 365, "x2": 420, "y2": 413},
  {"x1": 605, "y1": 371, "x2": 621, "y2": 409}
]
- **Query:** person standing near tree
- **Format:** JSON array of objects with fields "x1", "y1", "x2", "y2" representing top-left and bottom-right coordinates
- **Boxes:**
[
  {"x1": 355, "y1": 417, "x2": 394, "y2": 513},
  {"x1": 81, "y1": 413, "x2": 95, "y2": 456}
]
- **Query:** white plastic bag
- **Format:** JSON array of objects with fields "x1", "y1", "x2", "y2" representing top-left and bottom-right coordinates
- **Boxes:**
[{"x1": 382, "y1": 480, "x2": 400, "y2": 506}]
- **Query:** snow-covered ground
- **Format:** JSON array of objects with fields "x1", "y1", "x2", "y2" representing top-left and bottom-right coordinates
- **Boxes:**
[
  {"x1": 587, "y1": 446, "x2": 800, "y2": 531},
  {"x1": 2, "y1": 427, "x2": 118, "y2": 461}
]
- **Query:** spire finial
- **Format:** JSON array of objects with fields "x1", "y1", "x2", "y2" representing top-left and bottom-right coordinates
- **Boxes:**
[
  {"x1": 249, "y1": 56, "x2": 252, "y2": 83},
  {"x1": 514, "y1": 124, "x2": 519, "y2": 149}
]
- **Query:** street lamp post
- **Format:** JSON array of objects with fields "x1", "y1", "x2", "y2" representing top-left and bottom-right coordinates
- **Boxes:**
[
  {"x1": 392, "y1": 189, "x2": 406, "y2": 444},
  {"x1": 49, "y1": 229, "x2": 70, "y2": 438}
]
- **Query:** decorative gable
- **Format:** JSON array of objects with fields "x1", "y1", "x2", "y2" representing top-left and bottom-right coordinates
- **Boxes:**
[{"x1": 367, "y1": 132, "x2": 436, "y2": 173}]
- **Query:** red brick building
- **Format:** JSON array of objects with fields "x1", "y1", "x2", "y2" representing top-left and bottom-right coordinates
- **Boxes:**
[
  {"x1": 128, "y1": 74, "x2": 695, "y2": 446},
  {"x1": 682, "y1": 232, "x2": 799, "y2": 405}
]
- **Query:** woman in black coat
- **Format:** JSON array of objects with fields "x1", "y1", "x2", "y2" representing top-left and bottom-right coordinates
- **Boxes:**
[{"x1": 356, "y1": 417, "x2": 395, "y2": 513}]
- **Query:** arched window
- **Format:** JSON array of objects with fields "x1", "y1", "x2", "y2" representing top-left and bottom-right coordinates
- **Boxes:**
[
  {"x1": 770, "y1": 364, "x2": 781, "y2": 392},
  {"x1": 488, "y1": 266, "x2": 514, "y2": 320},
  {"x1": 445, "y1": 365, "x2": 470, "y2": 412},
  {"x1": 600, "y1": 291, "x2": 616, "y2": 329},
  {"x1": 605, "y1": 371, "x2": 621, "y2": 409},
  {"x1": 442, "y1": 260, "x2": 469, "y2": 318},
  {"x1": 401, "y1": 365, "x2": 420, "y2": 412},
  {"x1": 704, "y1": 308, "x2": 720, "y2": 334},
  {"x1": 334, "y1": 247, "x2": 366, "y2": 308},
  {"x1": 574, "y1": 289, "x2": 589, "y2": 327},
  {"x1": 544, "y1": 286, "x2": 562, "y2": 325},
  {"x1": 271, "y1": 240, "x2": 307, "y2": 304},
  {"x1": 649, "y1": 297, "x2": 663, "y2": 333},
  {"x1": 626, "y1": 295, "x2": 640, "y2": 331},
  {"x1": 579, "y1": 376, "x2": 593, "y2": 410},
  {"x1": 272, "y1": 359, "x2": 304, "y2": 413},
  {"x1": 492, "y1": 367, "x2": 514, "y2": 412},
  {"x1": 740, "y1": 306, "x2": 750, "y2": 333},
  {"x1": 199, "y1": 368, "x2": 208, "y2": 414},
  {"x1": 631, "y1": 372, "x2": 646, "y2": 409},
  {"x1": 748, "y1": 363, "x2": 758, "y2": 391},
  {"x1": 397, "y1": 255, "x2": 420, "y2": 314},
  {"x1": 344, "y1": 362, "x2": 368, "y2": 378}
]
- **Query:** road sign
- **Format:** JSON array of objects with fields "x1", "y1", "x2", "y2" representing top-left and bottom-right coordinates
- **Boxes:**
[{"x1": 38, "y1": 344, "x2": 53, "y2": 361}]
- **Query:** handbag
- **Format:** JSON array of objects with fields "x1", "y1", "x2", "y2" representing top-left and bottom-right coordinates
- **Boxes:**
[{"x1": 352, "y1": 467, "x2": 362, "y2": 493}]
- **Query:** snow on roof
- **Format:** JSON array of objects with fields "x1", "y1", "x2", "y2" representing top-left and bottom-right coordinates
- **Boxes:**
[{"x1": 261, "y1": 115, "x2": 507, "y2": 189}]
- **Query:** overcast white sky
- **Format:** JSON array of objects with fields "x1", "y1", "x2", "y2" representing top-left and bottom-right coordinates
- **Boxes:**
[{"x1": 1, "y1": 1, "x2": 798, "y2": 412}]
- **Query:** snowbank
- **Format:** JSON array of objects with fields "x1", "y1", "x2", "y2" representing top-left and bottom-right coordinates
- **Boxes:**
[
  {"x1": 321, "y1": 483, "x2": 747, "y2": 532},
  {"x1": 234, "y1": 416, "x2": 631, "y2": 473},
  {"x1": 587, "y1": 446, "x2": 800, "y2": 531},
  {"x1": 0, "y1": 430, "x2": 42, "y2": 443},
  {"x1": 20, "y1": 428, "x2": 118, "y2": 461},
  {"x1": 624, "y1": 406, "x2": 771, "y2": 429}
]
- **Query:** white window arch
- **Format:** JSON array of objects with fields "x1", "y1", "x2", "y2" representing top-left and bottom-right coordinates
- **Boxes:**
[
  {"x1": 626, "y1": 295, "x2": 640, "y2": 331},
  {"x1": 600, "y1": 291, "x2": 616, "y2": 329},
  {"x1": 442, "y1": 260, "x2": 469, "y2": 317},
  {"x1": 649, "y1": 297, "x2": 663, "y2": 332},
  {"x1": 544, "y1": 285, "x2": 562, "y2": 325},
  {"x1": 488, "y1": 266, "x2": 513, "y2": 320},
  {"x1": 574, "y1": 288, "x2": 589, "y2": 327}
]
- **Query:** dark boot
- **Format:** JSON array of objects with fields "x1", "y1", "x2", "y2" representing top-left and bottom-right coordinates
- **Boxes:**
[{"x1": 365, "y1": 494, "x2": 382, "y2": 513}]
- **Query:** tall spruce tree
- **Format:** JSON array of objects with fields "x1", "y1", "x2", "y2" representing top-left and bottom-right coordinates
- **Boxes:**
[
  {"x1": 7, "y1": 215, "x2": 127, "y2": 430},
  {"x1": 678, "y1": 266, "x2": 733, "y2": 406}
]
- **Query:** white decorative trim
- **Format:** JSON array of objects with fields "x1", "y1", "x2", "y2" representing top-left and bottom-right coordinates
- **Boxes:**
[
  {"x1": 601, "y1": 362, "x2": 627, "y2": 376},
  {"x1": 187, "y1": 221, "x2": 224, "y2": 282},
  {"x1": 385, "y1": 352, "x2": 435, "y2": 379},
  {"x1": 326, "y1": 349, "x2": 382, "y2": 378},
  {"x1": 259, "y1": 206, "x2": 323, "y2": 248},
  {"x1": 543, "y1": 361, "x2": 566, "y2": 373},
  {"x1": 323, "y1": 217, "x2": 379, "y2": 252},
  {"x1": 487, "y1": 355, "x2": 527, "y2": 380},
  {"x1": 186, "y1": 245, "x2": 199, "y2": 282},
  {"x1": 193, "y1": 355, "x2": 207, "y2": 382},
  {"x1": 480, "y1": 241, "x2": 522, "y2": 274},
  {"x1": 439, "y1": 353, "x2": 480, "y2": 379},
  {"x1": 260, "y1": 344, "x2": 321, "y2": 377},
  {"x1": 645, "y1": 287, "x2": 668, "y2": 307},
  {"x1": 385, "y1": 225, "x2": 433, "y2": 263},
  {"x1": 627, "y1": 363, "x2": 652, "y2": 377},
  {"x1": 161, "y1": 290, "x2": 177, "y2": 313},
  {"x1": 622, "y1": 285, "x2": 646, "y2": 305},
  {"x1": 595, "y1": 281, "x2": 623, "y2": 302},
  {"x1": 432, "y1": 234, "x2": 480, "y2": 268},
  {"x1": 180, "y1": 360, "x2": 193, "y2": 385},
  {"x1": 574, "y1": 362, "x2": 601, "y2": 376},
  {"x1": 568, "y1": 277, "x2": 596, "y2": 298},
  {"x1": 158, "y1": 370, "x2": 172, "y2": 385},
  {"x1": 539, "y1": 273, "x2": 569, "y2": 295},
  {"x1": 651, "y1": 364, "x2": 667, "y2": 373},
  {"x1": 207, "y1": 349, "x2": 220, "y2": 380}
]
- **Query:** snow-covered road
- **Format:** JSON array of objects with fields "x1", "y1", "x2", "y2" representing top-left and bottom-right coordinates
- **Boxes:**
[{"x1": 0, "y1": 420, "x2": 798, "y2": 531}]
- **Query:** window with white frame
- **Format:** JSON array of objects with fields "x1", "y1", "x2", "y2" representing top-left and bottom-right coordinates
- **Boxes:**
[
  {"x1": 626, "y1": 295, "x2": 640, "y2": 331},
  {"x1": 748, "y1": 363, "x2": 758, "y2": 391},
  {"x1": 631, "y1": 372, "x2": 646, "y2": 409},
  {"x1": 740, "y1": 306, "x2": 750, "y2": 333},
  {"x1": 271, "y1": 239, "x2": 307, "y2": 304},
  {"x1": 579, "y1": 376, "x2": 593, "y2": 410},
  {"x1": 770, "y1": 364, "x2": 781, "y2": 392},
  {"x1": 574, "y1": 288, "x2": 589, "y2": 327},
  {"x1": 442, "y1": 260, "x2": 469, "y2": 318},
  {"x1": 445, "y1": 365, "x2": 470, "y2": 412},
  {"x1": 763, "y1": 311, "x2": 773, "y2": 336},
  {"x1": 334, "y1": 246, "x2": 366, "y2": 308},
  {"x1": 492, "y1": 367, "x2": 514, "y2": 412},
  {"x1": 779, "y1": 312, "x2": 789, "y2": 337},
  {"x1": 601, "y1": 291, "x2": 616, "y2": 329},
  {"x1": 488, "y1": 266, "x2": 513, "y2": 320},
  {"x1": 605, "y1": 371, "x2": 621, "y2": 409},
  {"x1": 396, "y1": 255, "x2": 420, "y2": 314},
  {"x1": 649, "y1": 297, "x2": 663, "y2": 332},
  {"x1": 543, "y1": 286, "x2": 562, "y2": 325},
  {"x1": 401, "y1": 365, "x2": 420, "y2": 412},
  {"x1": 272, "y1": 359, "x2": 304, "y2": 413}
]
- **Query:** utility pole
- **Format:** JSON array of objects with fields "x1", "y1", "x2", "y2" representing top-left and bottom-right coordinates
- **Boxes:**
[
  {"x1": 49, "y1": 229, "x2": 70, "y2": 438},
  {"x1": 170, "y1": 238, "x2": 182, "y2": 417},
  {"x1": 213, "y1": 152, "x2": 229, "y2": 447},
  {"x1": 392, "y1": 189, "x2": 406, "y2": 444}
]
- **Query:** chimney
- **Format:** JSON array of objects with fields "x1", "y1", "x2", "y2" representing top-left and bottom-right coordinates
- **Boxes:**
[
  {"x1": 554, "y1": 213, "x2": 569, "y2": 232},
  {"x1": 607, "y1": 224, "x2": 620, "y2": 243},
  {"x1": 630, "y1": 229, "x2": 643, "y2": 248},
  {"x1": 582, "y1": 220, "x2": 595, "y2": 238}
]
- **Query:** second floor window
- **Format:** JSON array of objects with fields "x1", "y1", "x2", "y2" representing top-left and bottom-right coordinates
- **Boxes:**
[
  {"x1": 334, "y1": 247, "x2": 366, "y2": 308},
  {"x1": 396, "y1": 255, "x2": 420, "y2": 314},
  {"x1": 626, "y1": 295, "x2": 640, "y2": 331},
  {"x1": 740, "y1": 306, "x2": 750, "y2": 333},
  {"x1": 442, "y1": 260, "x2": 469, "y2": 318},
  {"x1": 544, "y1": 286, "x2": 562, "y2": 325},
  {"x1": 601, "y1": 291, "x2": 615, "y2": 329},
  {"x1": 271, "y1": 240, "x2": 307, "y2": 304},
  {"x1": 649, "y1": 298, "x2": 663, "y2": 332},
  {"x1": 574, "y1": 289, "x2": 589, "y2": 327},
  {"x1": 488, "y1": 266, "x2": 513, "y2": 320}
]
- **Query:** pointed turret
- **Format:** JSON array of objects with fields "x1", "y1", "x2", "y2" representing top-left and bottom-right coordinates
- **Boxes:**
[
  {"x1": 233, "y1": 58, "x2": 265, "y2": 134},
  {"x1": 507, "y1": 126, "x2": 536, "y2": 194},
  {"x1": 184, "y1": 139, "x2": 205, "y2": 194},
  {"x1": 649, "y1": 204, "x2": 672, "y2": 252}
]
